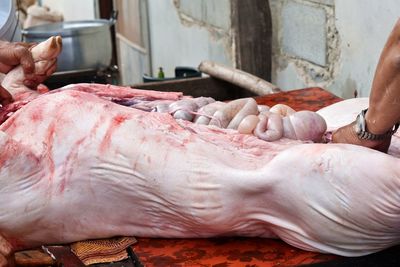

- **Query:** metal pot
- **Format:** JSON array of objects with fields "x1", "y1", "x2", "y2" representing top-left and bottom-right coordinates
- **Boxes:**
[
  {"x1": 0, "y1": 0, "x2": 22, "y2": 41},
  {"x1": 22, "y1": 19, "x2": 113, "y2": 72}
]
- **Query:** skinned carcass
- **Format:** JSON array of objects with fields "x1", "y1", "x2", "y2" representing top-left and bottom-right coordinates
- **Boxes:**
[{"x1": 0, "y1": 82, "x2": 400, "y2": 258}]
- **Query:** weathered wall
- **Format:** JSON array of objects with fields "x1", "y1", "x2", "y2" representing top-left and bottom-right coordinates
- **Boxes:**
[
  {"x1": 271, "y1": 0, "x2": 400, "y2": 98},
  {"x1": 147, "y1": 0, "x2": 234, "y2": 78}
]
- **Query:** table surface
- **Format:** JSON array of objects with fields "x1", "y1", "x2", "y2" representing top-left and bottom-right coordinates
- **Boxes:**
[
  {"x1": 133, "y1": 87, "x2": 343, "y2": 267},
  {"x1": 255, "y1": 87, "x2": 342, "y2": 111}
]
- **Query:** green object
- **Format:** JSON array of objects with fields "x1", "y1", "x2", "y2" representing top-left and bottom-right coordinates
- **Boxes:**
[{"x1": 157, "y1": 67, "x2": 165, "y2": 79}]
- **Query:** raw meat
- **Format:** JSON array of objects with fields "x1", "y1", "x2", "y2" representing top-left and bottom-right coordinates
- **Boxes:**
[{"x1": 0, "y1": 83, "x2": 400, "y2": 258}]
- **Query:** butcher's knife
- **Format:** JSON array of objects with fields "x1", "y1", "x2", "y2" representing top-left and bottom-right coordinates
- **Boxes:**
[{"x1": 42, "y1": 245, "x2": 85, "y2": 266}]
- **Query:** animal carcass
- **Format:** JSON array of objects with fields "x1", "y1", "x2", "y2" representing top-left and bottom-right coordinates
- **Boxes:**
[{"x1": 0, "y1": 82, "x2": 400, "y2": 258}]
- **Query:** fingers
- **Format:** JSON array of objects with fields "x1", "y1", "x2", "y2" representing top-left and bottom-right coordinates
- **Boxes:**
[
  {"x1": 13, "y1": 46, "x2": 35, "y2": 76},
  {"x1": 332, "y1": 122, "x2": 357, "y2": 144},
  {"x1": 0, "y1": 41, "x2": 35, "y2": 75},
  {"x1": 332, "y1": 122, "x2": 391, "y2": 152},
  {"x1": 12, "y1": 42, "x2": 33, "y2": 49},
  {"x1": 0, "y1": 85, "x2": 13, "y2": 106},
  {"x1": 332, "y1": 125, "x2": 354, "y2": 145}
]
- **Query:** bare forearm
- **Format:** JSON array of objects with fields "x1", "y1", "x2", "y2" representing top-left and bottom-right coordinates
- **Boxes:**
[
  {"x1": 364, "y1": 20, "x2": 400, "y2": 134},
  {"x1": 366, "y1": 86, "x2": 400, "y2": 135},
  {"x1": 332, "y1": 19, "x2": 400, "y2": 152}
]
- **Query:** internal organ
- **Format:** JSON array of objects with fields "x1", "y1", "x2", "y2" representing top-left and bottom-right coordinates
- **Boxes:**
[{"x1": 118, "y1": 95, "x2": 327, "y2": 142}]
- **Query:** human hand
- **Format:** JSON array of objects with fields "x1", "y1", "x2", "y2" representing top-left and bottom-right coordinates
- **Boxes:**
[
  {"x1": 0, "y1": 41, "x2": 36, "y2": 106},
  {"x1": 0, "y1": 39, "x2": 60, "y2": 105},
  {"x1": 332, "y1": 121, "x2": 391, "y2": 153},
  {"x1": 0, "y1": 234, "x2": 14, "y2": 267},
  {"x1": 0, "y1": 41, "x2": 35, "y2": 80}
]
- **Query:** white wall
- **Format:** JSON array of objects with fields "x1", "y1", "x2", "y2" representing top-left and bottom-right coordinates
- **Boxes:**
[
  {"x1": 331, "y1": 0, "x2": 398, "y2": 98},
  {"x1": 147, "y1": 0, "x2": 233, "y2": 78},
  {"x1": 41, "y1": 0, "x2": 96, "y2": 21}
]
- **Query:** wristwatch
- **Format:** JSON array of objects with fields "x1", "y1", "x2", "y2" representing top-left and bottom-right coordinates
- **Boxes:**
[{"x1": 354, "y1": 109, "x2": 400, "y2": 140}]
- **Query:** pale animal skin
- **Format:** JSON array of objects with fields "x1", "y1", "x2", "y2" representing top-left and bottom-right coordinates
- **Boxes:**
[{"x1": 0, "y1": 83, "x2": 400, "y2": 257}]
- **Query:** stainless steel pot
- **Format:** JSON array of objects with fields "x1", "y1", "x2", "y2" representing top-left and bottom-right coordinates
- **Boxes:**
[{"x1": 22, "y1": 19, "x2": 113, "y2": 72}]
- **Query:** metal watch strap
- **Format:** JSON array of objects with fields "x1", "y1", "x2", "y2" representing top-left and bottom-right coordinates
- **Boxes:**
[{"x1": 355, "y1": 109, "x2": 400, "y2": 140}]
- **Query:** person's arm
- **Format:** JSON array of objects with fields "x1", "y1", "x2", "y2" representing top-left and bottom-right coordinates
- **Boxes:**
[{"x1": 333, "y1": 19, "x2": 400, "y2": 152}]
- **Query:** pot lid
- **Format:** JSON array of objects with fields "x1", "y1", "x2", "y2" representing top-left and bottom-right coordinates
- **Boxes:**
[{"x1": 23, "y1": 19, "x2": 111, "y2": 38}]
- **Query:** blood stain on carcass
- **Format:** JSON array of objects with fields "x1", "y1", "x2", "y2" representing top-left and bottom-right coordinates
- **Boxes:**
[{"x1": 99, "y1": 114, "x2": 130, "y2": 153}]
